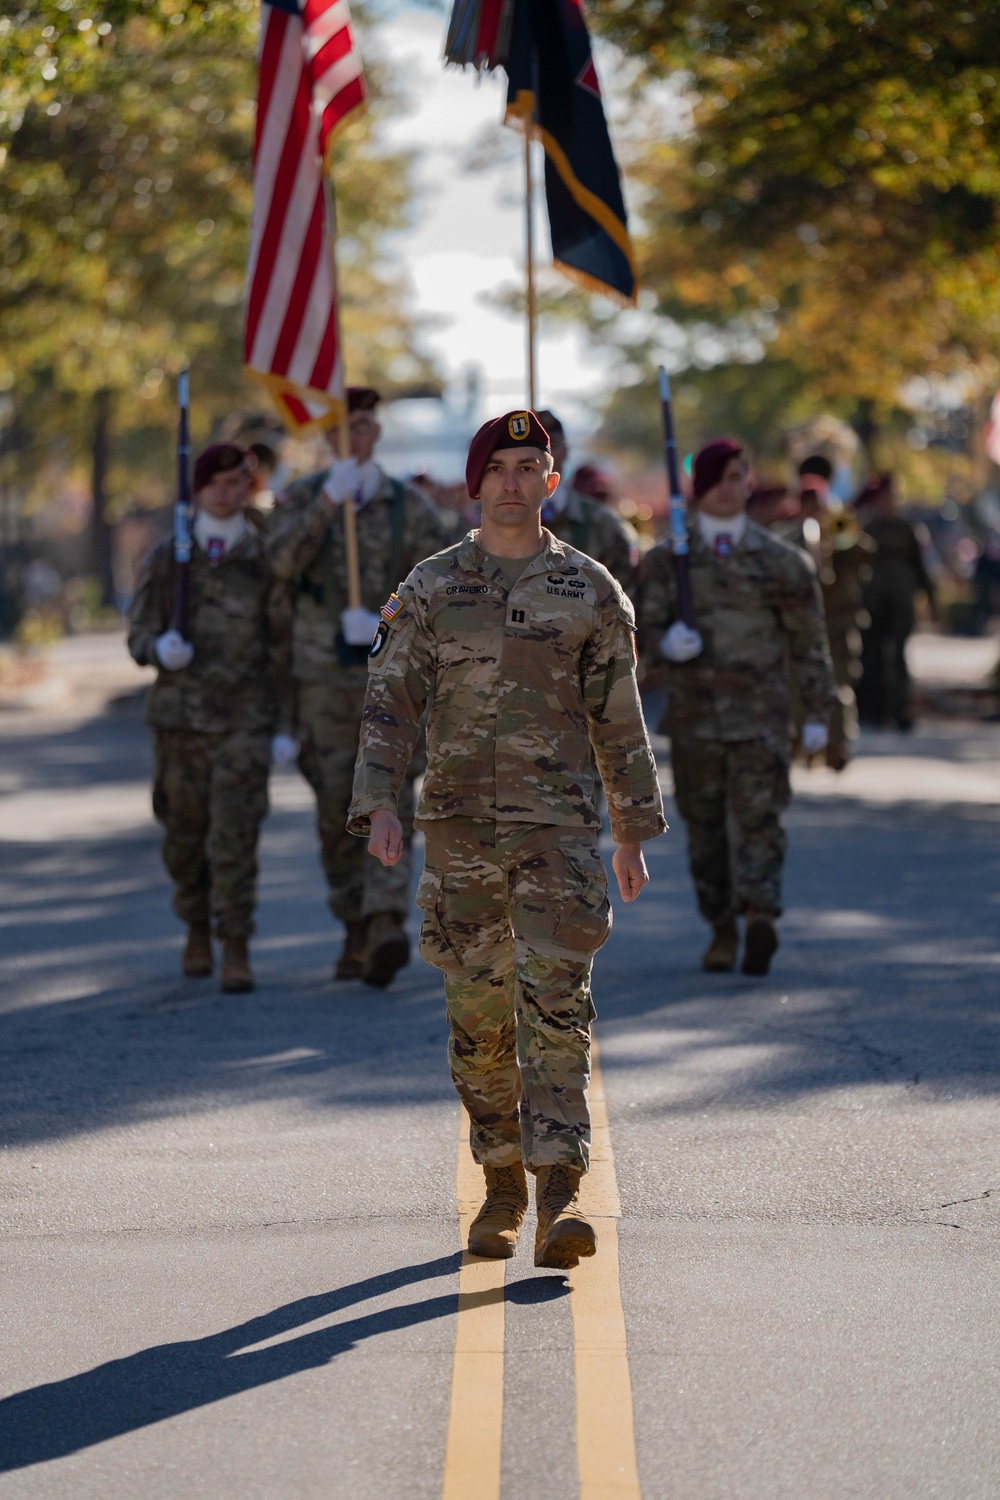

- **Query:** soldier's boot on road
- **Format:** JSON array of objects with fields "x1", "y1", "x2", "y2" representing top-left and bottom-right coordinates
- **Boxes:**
[
  {"x1": 183, "y1": 924, "x2": 213, "y2": 978},
  {"x1": 742, "y1": 911, "x2": 779, "y2": 977},
  {"x1": 335, "y1": 920, "x2": 369, "y2": 981},
  {"x1": 220, "y1": 937, "x2": 255, "y2": 993},
  {"x1": 362, "y1": 912, "x2": 410, "y2": 989},
  {"x1": 467, "y1": 1162, "x2": 529, "y2": 1259},
  {"x1": 534, "y1": 1163, "x2": 597, "y2": 1270},
  {"x1": 702, "y1": 919, "x2": 739, "y2": 973}
]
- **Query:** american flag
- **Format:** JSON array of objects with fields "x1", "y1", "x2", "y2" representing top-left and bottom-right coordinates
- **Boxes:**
[{"x1": 244, "y1": 0, "x2": 365, "y2": 434}]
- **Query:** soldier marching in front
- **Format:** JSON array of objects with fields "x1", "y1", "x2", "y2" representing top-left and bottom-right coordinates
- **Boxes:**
[
  {"x1": 638, "y1": 439, "x2": 836, "y2": 977},
  {"x1": 127, "y1": 443, "x2": 291, "y2": 993},
  {"x1": 534, "y1": 408, "x2": 638, "y2": 592},
  {"x1": 349, "y1": 411, "x2": 664, "y2": 1268},
  {"x1": 267, "y1": 386, "x2": 448, "y2": 987}
]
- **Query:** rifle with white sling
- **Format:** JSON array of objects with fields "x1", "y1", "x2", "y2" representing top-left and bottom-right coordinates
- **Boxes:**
[
  {"x1": 170, "y1": 369, "x2": 194, "y2": 634},
  {"x1": 658, "y1": 365, "x2": 696, "y2": 629}
]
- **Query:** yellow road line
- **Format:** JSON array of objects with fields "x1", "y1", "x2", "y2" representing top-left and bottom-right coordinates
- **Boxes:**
[
  {"x1": 570, "y1": 1043, "x2": 643, "y2": 1500},
  {"x1": 440, "y1": 1046, "x2": 641, "y2": 1500},
  {"x1": 440, "y1": 1110, "x2": 506, "y2": 1500}
]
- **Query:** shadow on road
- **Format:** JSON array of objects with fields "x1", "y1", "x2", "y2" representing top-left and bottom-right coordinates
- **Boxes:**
[{"x1": 0, "y1": 1253, "x2": 464, "y2": 1472}]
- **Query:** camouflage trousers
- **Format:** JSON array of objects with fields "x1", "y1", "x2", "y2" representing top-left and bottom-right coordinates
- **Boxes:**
[
  {"x1": 296, "y1": 677, "x2": 415, "y2": 925},
  {"x1": 670, "y1": 736, "x2": 790, "y2": 923},
  {"x1": 151, "y1": 727, "x2": 270, "y2": 939},
  {"x1": 417, "y1": 819, "x2": 612, "y2": 1172}
]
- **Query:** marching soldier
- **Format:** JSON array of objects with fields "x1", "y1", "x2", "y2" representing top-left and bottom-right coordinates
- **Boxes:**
[
  {"x1": 534, "y1": 409, "x2": 638, "y2": 591},
  {"x1": 778, "y1": 455, "x2": 875, "y2": 770},
  {"x1": 348, "y1": 410, "x2": 664, "y2": 1268},
  {"x1": 127, "y1": 443, "x2": 291, "y2": 993},
  {"x1": 638, "y1": 439, "x2": 836, "y2": 977},
  {"x1": 267, "y1": 387, "x2": 448, "y2": 987}
]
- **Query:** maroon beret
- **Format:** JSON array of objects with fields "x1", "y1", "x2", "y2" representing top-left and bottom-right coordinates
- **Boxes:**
[
  {"x1": 572, "y1": 463, "x2": 613, "y2": 501},
  {"x1": 692, "y1": 438, "x2": 744, "y2": 500},
  {"x1": 347, "y1": 386, "x2": 381, "y2": 414},
  {"x1": 193, "y1": 443, "x2": 247, "y2": 494},
  {"x1": 466, "y1": 410, "x2": 551, "y2": 497}
]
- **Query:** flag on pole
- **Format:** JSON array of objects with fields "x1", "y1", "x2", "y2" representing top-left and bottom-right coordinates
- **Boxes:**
[
  {"x1": 245, "y1": 0, "x2": 365, "y2": 434},
  {"x1": 444, "y1": 0, "x2": 637, "y2": 306}
]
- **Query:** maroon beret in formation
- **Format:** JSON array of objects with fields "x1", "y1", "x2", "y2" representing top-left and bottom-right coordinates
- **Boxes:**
[
  {"x1": 193, "y1": 443, "x2": 247, "y2": 494},
  {"x1": 692, "y1": 438, "x2": 744, "y2": 500},
  {"x1": 465, "y1": 410, "x2": 551, "y2": 497},
  {"x1": 347, "y1": 386, "x2": 381, "y2": 414},
  {"x1": 572, "y1": 463, "x2": 613, "y2": 502}
]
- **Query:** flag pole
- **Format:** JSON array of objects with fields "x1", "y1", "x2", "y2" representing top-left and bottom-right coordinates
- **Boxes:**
[
  {"x1": 524, "y1": 130, "x2": 537, "y2": 410},
  {"x1": 323, "y1": 175, "x2": 362, "y2": 611}
]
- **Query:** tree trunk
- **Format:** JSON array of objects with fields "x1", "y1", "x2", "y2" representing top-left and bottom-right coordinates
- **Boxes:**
[
  {"x1": 851, "y1": 398, "x2": 878, "y2": 473},
  {"x1": 90, "y1": 387, "x2": 115, "y2": 607}
]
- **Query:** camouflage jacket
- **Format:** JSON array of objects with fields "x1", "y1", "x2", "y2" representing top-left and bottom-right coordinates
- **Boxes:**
[
  {"x1": 544, "y1": 488, "x2": 637, "y2": 593},
  {"x1": 267, "y1": 464, "x2": 449, "y2": 681},
  {"x1": 638, "y1": 519, "x2": 836, "y2": 750},
  {"x1": 127, "y1": 530, "x2": 292, "y2": 735},
  {"x1": 348, "y1": 530, "x2": 665, "y2": 844}
]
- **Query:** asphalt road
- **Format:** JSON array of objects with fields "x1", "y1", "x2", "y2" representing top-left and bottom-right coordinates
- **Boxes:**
[{"x1": 0, "y1": 655, "x2": 998, "y2": 1499}]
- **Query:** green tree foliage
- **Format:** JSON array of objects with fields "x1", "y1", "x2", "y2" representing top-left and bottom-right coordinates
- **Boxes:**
[
  {"x1": 588, "y1": 0, "x2": 1000, "y2": 417},
  {"x1": 0, "y1": 0, "x2": 435, "y2": 577}
]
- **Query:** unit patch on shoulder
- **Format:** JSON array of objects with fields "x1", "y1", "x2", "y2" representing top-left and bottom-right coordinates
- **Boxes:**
[
  {"x1": 369, "y1": 622, "x2": 389, "y2": 658},
  {"x1": 380, "y1": 592, "x2": 404, "y2": 624},
  {"x1": 508, "y1": 412, "x2": 531, "y2": 441}
]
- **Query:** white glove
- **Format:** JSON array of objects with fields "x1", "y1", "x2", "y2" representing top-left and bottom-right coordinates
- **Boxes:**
[
  {"x1": 660, "y1": 622, "x2": 704, "y2": 663},
  {"x1": 322, "y1": 458, "x2": 363, "y2": 506},
  {"x1": 271, "y1": 733, "x2": 298, "y2": 768},
  {"x1": 801, "y1": 721, "x2": 829, "y2": 755},
  {"x1": 155, "y1": 630, "x2": 194, "y2": 671},
  {"x1": 340, "y1": 607, "x2": 381, "y2": 647}
]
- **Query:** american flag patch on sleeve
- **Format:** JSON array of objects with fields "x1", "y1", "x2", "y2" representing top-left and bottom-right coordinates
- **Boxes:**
[{"x1": 380, "y1": 592, "x2": 404, "y2": 624}]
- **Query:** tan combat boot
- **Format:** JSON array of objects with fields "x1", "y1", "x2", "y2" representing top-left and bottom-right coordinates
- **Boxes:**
[
  {"x1": 467, "y1": 1162, "x2": 529, "y2": 1259},
  {"x1": 335, "y1": 919, "x2": 369, "y2": 981},
  {"x1": 534, "y1": 1163, "x2": 597, "y2": 1270},
  {"x1": 182, "y1": 924, "x2": 213, "y2": 978},
  {"x1": 702, "y1": 919, "x2": 738, "y2": 973},
  {"x1": 742, "y1": 911, "x2": 778, "y2": 976},
  {"x1": 220, "y1": 937, "x2": 255, "y2": 993},
  {"x1": 362, "y1": 912, "x2": 410, "y2": 989}
]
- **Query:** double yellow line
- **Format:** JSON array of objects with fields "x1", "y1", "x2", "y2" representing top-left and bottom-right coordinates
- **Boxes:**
[{"x1": 441, "y1": 1046, "x2": 642, "y2": 1500}]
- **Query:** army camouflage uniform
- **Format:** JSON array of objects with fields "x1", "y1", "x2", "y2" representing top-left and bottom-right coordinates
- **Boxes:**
[
  {"x1": 268, "y1": 465, "x2": 448, "y2": 927},
  {"x1": 543, "y1": 487, "x2": 638, "y2": 594},
  {"x1": 127, "y1": 530, "x2": 290, "y2": 939},
  {"x1": 638, "y1": 521, "x2": 835, "y2": 924},
  {"x1": 778, "y1": 513, "x2": 875, "y2": 768},
  {"x1": 349, "y1": 531, "x2": 664, "y2": 1170}
]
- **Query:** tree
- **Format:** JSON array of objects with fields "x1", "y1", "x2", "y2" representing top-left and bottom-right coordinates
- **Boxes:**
[
  {"x1": 0, "y1": 0, "x2": 436, "y2": 599},
  {"x1": 586, "y1": 0, "x2": 1000, "y2": 449}
]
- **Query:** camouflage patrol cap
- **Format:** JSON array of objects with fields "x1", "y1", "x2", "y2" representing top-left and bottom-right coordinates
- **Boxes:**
[{"x1": 466, "y1": 410, "x2": 551, "y2": 496}]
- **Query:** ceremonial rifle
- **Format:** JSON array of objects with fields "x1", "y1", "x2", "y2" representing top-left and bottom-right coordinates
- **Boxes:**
[
  {"x1": 658, "y1": 365, "x2": 695, "y2": 628},
  {"x1": 170, "y1": 369, "x2": 193, "y2": 636}
]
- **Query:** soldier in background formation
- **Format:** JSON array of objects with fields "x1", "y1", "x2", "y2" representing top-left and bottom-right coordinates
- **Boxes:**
[
  {"x1": 855, "y1": 473, "x2": 937, "y2": 731},
  {"x1": 638, "y1": 439, "x2": 836, "y2": 977},
  {"x1": 777, "y1": 455, "x2": 875, "y2": 771},
  {"x1": 127, "y1": 443, "x2": 291, "y2": 993},
  {"x1": 267, "y1": 386, "x2": 448, "y2": 987},
  {"x1": 349, "y1": 410, "x2": 664, "y2": 1267},
  {"x1": 534, "y1": 409, "x2": 638, "y2": 592}
]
